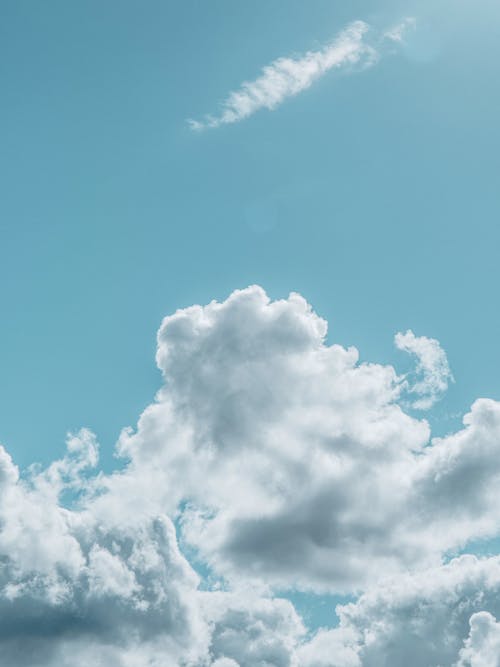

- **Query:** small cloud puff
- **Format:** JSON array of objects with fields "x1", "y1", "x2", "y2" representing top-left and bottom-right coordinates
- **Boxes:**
[{"x1": 395, "y1": 328, "x2": 453, "y2": 409}]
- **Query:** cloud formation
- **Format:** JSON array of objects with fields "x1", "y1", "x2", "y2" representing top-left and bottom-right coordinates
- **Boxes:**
[
  {"x1": 2, "y1": 286, "x2": 500, "y2": 664},
  {"x1": 116, "y1": 287, "x2": 500, "y2": 593},
  {"x1": 395, "y1": 328, "x2": 453, "y2": 409},
  {"x1": 299, "y1": 554, "x2": 500, "y2": 667},
  {"x1": 457, "y1": 612, "x2": 500, "y2": 667},
  {"x1": 0, "y1": 430, "x2": 213, "y2": 666},
  {"x1": 188, "y1": 19, "x2": 414, "y2": 130}
]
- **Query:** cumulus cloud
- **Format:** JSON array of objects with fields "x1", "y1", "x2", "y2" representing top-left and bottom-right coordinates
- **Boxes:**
[
  {"x1": 456, "y1": 612, "x2": 500, "y2": 667},
  {"x1": 115, "y1": 287, "x2": 500, "y2": 593},
  {"x1": 188, "y1": 19, "x2": 414, "y2": 130},
  {"x1": 299, "y1": 554, "x2": 500, "y2": 667},
  {"x1": 0, "y1": 434, "x2": 208, "y2": 666},
  {"x1": 395, "y1": 328, "x2": 453, "y2": 409},
  {"x1": 202, "y1": 592, "x2": 304, "y2": 666},
  {"x1": 298, "y1": 626, "x2": 361, "y2": 667},
  {"x1": 2, "y1": 285, "x2": 500, "y2": 664},
  {"x1": 0, "y1": 432, "x2": 301, "y2": 665}
]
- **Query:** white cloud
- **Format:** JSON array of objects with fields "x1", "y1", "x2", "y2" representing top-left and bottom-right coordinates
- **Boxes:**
[
  {"x1": 0, "y1": 435, "x2": 209, "y2": 666},
  {"x1": 299, "y1": 555, "x2": 500, "y2": 667},
  {"x1": 456, "y1": 612, "x2": 500, "y2": 667},
  {"x1": 2, "y1": 285, "x2": 500, "y2": 665},
  {"x1": 297, "y1": 626, "x2": 361, "y2": 667},
  {"x1": 188, "y1": 19, "x2": 414, "y2": 130},
  {"x1": 112, "y1": 286, "x2": 500, "y2": 594},
  {"x1": 395, "y1": 328, "x2": 453, "y2": 409},
  {"x1": 202, "y1": 591, "x2": 305, "y2": 666},
  {"x1": 0, "y1": 433, "x2": 303, "y2": 665}
]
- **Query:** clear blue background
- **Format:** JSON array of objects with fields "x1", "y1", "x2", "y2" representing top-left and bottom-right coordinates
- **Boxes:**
[{"x1": 1, "y1": 0, "x2": 499, "y2": 480}]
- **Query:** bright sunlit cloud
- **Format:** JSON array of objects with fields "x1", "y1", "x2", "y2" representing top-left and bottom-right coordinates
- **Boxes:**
[{"x1": 3, "y1": 286, "x2": 500, "y2": 665}]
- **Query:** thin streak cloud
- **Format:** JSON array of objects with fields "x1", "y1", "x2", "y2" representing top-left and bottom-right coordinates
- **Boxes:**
[{"x1": 188, "y1": 19, "x2": 414, "y2": 130}]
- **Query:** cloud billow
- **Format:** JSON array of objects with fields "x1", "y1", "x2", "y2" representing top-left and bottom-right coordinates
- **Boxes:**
[
  {"x1": 121, "y1": 287, "x2": 500, "y2": 593},
  {"x1": 1, "y1": 286, "x2": 500, "y2": 664}
]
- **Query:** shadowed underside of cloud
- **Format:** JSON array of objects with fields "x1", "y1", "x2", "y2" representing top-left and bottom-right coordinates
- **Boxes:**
[
  {"x1": 188, "y1": 18, "x2": 415, "y2": 130},
  {"x1": 1, "y1": 285, "x2": 500, "y2": 665}
]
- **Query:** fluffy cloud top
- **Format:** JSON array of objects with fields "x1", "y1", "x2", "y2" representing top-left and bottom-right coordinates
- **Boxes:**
[
  {"x1": 115, "y1": 287, "x2": 500, "y2": 593},
  {"x1": 1, "y1": 286, "x2": 500, "y2": 665},
  {"x1": 188, "y1": 19, "x2": 414, "y2": 129}
]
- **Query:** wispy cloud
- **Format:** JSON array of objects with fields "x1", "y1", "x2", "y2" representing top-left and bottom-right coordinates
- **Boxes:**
[
  {"x1": 395, "y1": 328, "x2": 453, "y2": 409},
  {"x1": 384, "y1": 16, "x2": 417, "y2": 44},
  {"x1": 189, "y1": 18, "x2": 415, "y2": 130}
]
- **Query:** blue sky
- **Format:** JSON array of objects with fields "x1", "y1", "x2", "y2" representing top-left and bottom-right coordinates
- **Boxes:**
[
  {"x1": 2, "y1": 2, "x2": 500, "y2": 664},
  {"x1": 2, "y1": 0, "x2": 499, "y2": 470}
]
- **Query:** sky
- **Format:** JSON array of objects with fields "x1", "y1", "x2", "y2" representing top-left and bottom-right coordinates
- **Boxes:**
[{"x1": 1, "y1": 1, "x2": 500, "y2": 665}]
